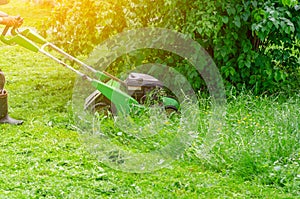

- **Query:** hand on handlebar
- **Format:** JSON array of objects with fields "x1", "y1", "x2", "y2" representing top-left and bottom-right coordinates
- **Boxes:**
[{"x1": 0, "y1": 15, "x2": 23, "y2": 28}]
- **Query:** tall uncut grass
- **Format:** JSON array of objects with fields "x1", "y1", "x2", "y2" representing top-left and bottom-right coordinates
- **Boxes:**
[{"x1": 190, "y1": 92, "x2": 300, "y2": 195}]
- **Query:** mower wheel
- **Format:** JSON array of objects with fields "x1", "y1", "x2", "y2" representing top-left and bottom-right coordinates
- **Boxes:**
[{"x1": 164, "y1": 106, "x2": 179, "y2": 115}]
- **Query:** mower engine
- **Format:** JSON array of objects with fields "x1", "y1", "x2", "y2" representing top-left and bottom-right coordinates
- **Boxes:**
[{"x1": 124, "y1": 73, "x2": 164, "y2": 104}]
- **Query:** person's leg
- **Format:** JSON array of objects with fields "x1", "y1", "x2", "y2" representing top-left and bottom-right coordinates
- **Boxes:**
[
  {"x1": 0, "y1": 70, "x2": 23, "y2": 125},
  {"x1": 0, "y1": 70, "x2": 4, "y2": 92}
]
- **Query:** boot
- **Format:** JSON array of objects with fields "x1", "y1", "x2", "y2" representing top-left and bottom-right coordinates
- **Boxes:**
[{"x1": 0, "y1": 90, "x2": 23, "y2": 125}]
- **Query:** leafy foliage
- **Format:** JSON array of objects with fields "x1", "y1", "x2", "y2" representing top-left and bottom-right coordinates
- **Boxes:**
[
  {"x1": 42, "y1": 0, "x2": 100, "y2": 55},
  {"x1": 251, "y1": 0, "x2": 300, "y2": 93},
  {"x1": 42, "y1": 0, "x2": 300, "y2": 94},
  {"x1": 42, "y1": 0, "x2": 129, "y2": 55}
]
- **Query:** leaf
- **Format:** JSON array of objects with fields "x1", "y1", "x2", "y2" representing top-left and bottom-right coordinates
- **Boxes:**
[
  {"x1": 241, "y1": 11, "x2": 250, "y2": 21},
  {"x1": 267, "y1": 21, "x2": 273, "y2": 29},
  {"x1": 229, "y1": 67, "x2": 236, "y2": 76},
  {"x1": 251, "y1": 23, "x2": 258, "y2": 31},
  {"x1": 242, "y1": 41, "x2": 252, "y2": 53},
  {"x1": 285, "y1": 10, "x2": 292, "y2": 18},
  {"x1": 284, "y1": 26, "x2": 291, "y2": 34},
  {"x1": 274, "y1": 71, "x2": 282, "y2": 82},
  {"x1": 245, "y1": 56, "x2": 251, "y2": 68},
  {"x1": 265, "y1": 69, "x2": 272, "y2": 77},
  {"x1": 238, "y1": 59, "x2": 244, "y2": 69},
  {"x1": 290, "y1": 25, "x2": 295, "y2": 33},
  {"x1": 227, "y1": 7, "x2": 236, "y2": 16},
  {"x1": 233, "y1": 16, "x2": 241, "y2": 28},
  {"x1": 221, "y1": 47, "x2": 228, "y2": 58},
  {"x1": 249, "y1": 75, "x2": 257, "y2": 84},
  {"x1": 282, "y1": 0, "x2": 298, "y2": 7},
  {"x1": 197, "y1": 27, "x2": 203, "y2": 34},
  {"x1": 222, "y1": 16, "x2": 229, "y2": 24},
  {"x1": 269, "y1": 17, "x2": 280, "y2": 29},
  {"x1": 257, "y1": 32, "x2": 265, "y2": 40}
]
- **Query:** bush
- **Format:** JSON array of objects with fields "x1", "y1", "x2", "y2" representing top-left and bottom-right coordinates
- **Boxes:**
[{"x1": 42, "y1": 0, "x2": 300, "y2": 95}]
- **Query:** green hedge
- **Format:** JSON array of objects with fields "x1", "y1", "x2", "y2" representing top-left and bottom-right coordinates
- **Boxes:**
[{"x1": 42, "y1": 0, "x2": 300, "y2": 95}]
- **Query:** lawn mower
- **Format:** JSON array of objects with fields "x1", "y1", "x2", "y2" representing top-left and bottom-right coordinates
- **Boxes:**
[{"x1": 0, "y1": 25, "x2": 180, "y2": 115}]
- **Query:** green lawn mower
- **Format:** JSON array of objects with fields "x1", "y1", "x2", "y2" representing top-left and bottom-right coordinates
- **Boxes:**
[{"x1": 0, "y1": 26, "x2": 180, "y2": 115}]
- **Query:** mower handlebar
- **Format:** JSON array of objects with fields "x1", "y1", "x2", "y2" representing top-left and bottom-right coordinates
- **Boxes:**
[
  {"x1": 1, "y1": 25, "x2": 9, "y2": 36},
  {"x1": 0, "y1": 25, "x2": 47, "y2": 52}
]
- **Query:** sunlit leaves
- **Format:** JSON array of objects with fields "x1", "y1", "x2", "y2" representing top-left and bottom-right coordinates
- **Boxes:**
[
  {"x1": 281, "y1": 0, "x2": 299, "y2": 7},
  {"x1": 42, "y1": 0, "x2": 300, "y2": 95}
]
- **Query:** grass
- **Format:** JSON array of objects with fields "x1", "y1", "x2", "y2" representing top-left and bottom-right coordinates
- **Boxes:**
[
  {"x1": 0, "y1": 1, "x2": 299, "y2": 198},
  {"x1": 191, "y1": 93, "x2": 300, "y2": 194}
]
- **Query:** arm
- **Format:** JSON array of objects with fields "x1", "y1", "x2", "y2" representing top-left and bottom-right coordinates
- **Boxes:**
[
  {"x1": 0, "y1": 11, "x2": 23, "y2": 27},
  {"x1": 0, "y1": 11, "x2": 8, "y2": 17}
]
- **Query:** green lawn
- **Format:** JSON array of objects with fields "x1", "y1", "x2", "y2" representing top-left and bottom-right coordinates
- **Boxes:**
[{"x1": 0, "y1": 1, "x2": 299, "y2": 198}]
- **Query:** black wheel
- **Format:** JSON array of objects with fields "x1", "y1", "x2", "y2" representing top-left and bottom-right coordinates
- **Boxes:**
[
  {"x1": 91, "y1": 102, "x2": 111, "y2": 116},
  {"x1": 164, "y1": 106, "x2": 178, "y2": 116}
]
